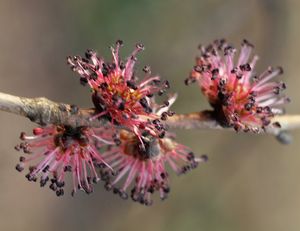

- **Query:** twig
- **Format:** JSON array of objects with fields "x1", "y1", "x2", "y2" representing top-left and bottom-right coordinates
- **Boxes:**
[
  {"x1": 0, "y1": 92, "x2": 100, "y2": 127},
  {"x1": 0, "y1": 92, "x2": 299, "y2": 144},
  {"x1": 165, "y1": 112, "x2": 300, "y2": 144}
]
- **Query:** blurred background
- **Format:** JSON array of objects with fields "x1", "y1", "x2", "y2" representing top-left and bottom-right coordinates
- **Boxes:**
[{"x1": 0, "y1": 0, "x2": 299, "y2": 230}]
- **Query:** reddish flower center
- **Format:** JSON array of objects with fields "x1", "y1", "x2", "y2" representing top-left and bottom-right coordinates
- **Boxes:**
[{"x1": 54, "y1": 126, "x2": 89, "y2": 152}]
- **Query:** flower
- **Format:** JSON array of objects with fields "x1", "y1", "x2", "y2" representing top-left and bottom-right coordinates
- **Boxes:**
[
  {"x1": 97, "y1": 130, "x2": 207, "y2": 206},
  {"x1": 96, "y1": 94, "x2": 207, "y2": 206},
  {"x1": 67, "y1": 40, "x2": 171, "y2": 142},
  {"x1": 186, "y1": 39, "x2": 289, "y2": 132},
  {"x1": 15, "y1": 125, "x2": 114, "y2": 196}
]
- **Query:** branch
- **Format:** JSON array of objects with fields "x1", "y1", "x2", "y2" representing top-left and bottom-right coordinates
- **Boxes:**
[
  {"x1": 165, "y1": 111, "x2": 300, "y2": 144},
  {"x1": 0, "y1": 92, "x2": 299, "y2": 144},
  {"x1": 0, "y1": 92, "x2": 100, "y2": 127}
]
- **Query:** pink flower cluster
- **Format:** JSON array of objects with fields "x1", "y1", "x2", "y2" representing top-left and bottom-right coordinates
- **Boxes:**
[
  {"x1": 14, "y1": 39, "x2": 289, "y2": 205},
  {"x1": 67, "y1": 40, "x2": 170, "y2": 141},
  {"x1": 15, "y1": 125, "x2": 114, "y2": 196},
  {"x1": 15, "y1": 41, "x2": 205, "y2": 205},
  {"x1": 186, "y1": 39, "x2": 289, "y2": 132}
]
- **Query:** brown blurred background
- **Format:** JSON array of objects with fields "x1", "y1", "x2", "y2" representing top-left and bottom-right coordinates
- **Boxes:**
[{"x1": 0, "y1": 0, "x2": 299, "y2": 230}]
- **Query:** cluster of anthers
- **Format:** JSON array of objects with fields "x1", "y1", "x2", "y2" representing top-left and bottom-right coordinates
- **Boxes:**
[
  {"x1": 67, "y1": 40, "x2": 171, "y2": 141},
  {"x1": 15, "y1": 40, "x2": 206, "y2": 205},
  {"x1": 186, "y1": 39, "x2": 289, "y2": 132},
  {"x1": 14, "y1": 39, "x2": 289, "y2": 205}
]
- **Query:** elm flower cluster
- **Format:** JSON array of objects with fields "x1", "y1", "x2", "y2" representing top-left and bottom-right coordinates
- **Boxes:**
[
  {"x1": 14, "y1": 41, "x2": 205, "y2": 204},
  {"x1": 98, "y1": 129, "x2": 207, "y2": 206},
  {"x1": 67, "y1": 40, "x2": 171, "y2": 142},
  {"x1": 186, "y1": 39, "x2": 289, "y2": 132},
  {"x1": 15, "y1": 125, "x2": 114, "y2": 196},
  {"x1": 97, "y1": 95, "x2": 207, "y2": 205}
]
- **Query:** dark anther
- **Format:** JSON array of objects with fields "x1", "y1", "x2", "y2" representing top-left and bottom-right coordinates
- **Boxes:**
[
  {"x1": 256, "y1": 107, "x2": 263, "y2": 113},
  {"x1": 99, "y1": 82, "x2": 108, "y2": 90},
  {"x1": 126, "y1": 80, "x2": 138, "y2": 90},
  {"x1": 56, "y1": 181, "x2": 65, "y2": 188},
  {"x1": 201, "y1": 154, "x2": 209, "y2": 162},
  {"x1": 160, "y1": 172, "x2": 166, "y2": 179},
  {"x1": 152, "y1": 79, "x2": 161, "y2": 85},
  {"x1": 80, "y1": 77, "x2": 88, "y2": 86},
  {"x1": 163, "y1": 100, "x2": 170, "y2": 107},
  {"x1": 118, "y1": 102, "x2": 125, "y2": 111},
  {"x1": 211, "y1": 68, "x2": 219, "y2": 80},
  {"x1": 102, "y1": 66, "x2": 109, "y2": 77},
  {"x1": 277, "y1": 66, "x2": 284, "y2": 74},
  {"x1": 184, "y1": 78, "x2": 191, "y2": 85},
  {"x1": 263, "y1": 106, "x2": 272, "y2": 114},
  {"x1": 130, "y1": 56, "x2": 137, "y2": 61},
  {"x1": 242, "y1": 39, "x2": 254, "y2": 48},
  {"x1": 49, "y1": 183, "x2": 57, "y2": 191},
  {"x1": 89, "y1": 72, "x2": 97, "y2": 81},
  {"x1": 143, "y1": 65, "x2": 151, "y2": 73},
  {"x1": 136, "y1": 43, "x2": 145, "y2": 50},
  {"x1": 85, "y1": 49, "x2": 93, "y2": 59},
  {"x1": 114, "y1": 138, "x2": 121, "y2": 146},
  {"x1": 64, "y1": 165, "x2": 72, "y2": 172},
  {"x1": 194, "y1": 65, "x2": 203, "y2": 73},
  {"x1": 161, "y1": 112, "x2": 168, "y2": 121},
  {"x1": 274, "y1": 87, "x2": 280, "y2": 95},
  {"x1": 26, "y1": 173, "x2": 35, "y2": 182},
  {"x1": 148, "y1": 186, "x2": 155, "y2": 194},
  {"x1": 164, "y1": 80, "x2": 170, "y2": 89},
  {"x1": 224, "y1": 45, "x2": 234, "y2": 55},
  {"x1": 146, "y1": 93, "x2": 154, "y2": 98},
  {"x1": 240, "y1": 63, "x2": 251, "y2": 72},
  {"x1": 92, "y1": 177, "x2": 99, "y2": 184},
  {"x1": 262, "y1": 118, "x2": 271, "y2": 126},
  {"x1": 272, "y1": 121, "x2": 281, "y2": 128},
  {"x1": 139, "y1": 98, "x2": 149, "y2": 109},
  {"x1": 187, "y1": 152, "x2": 195, "y2": 161},
  {"x1": 116, "y1": 40, "x2": 123, "y2": 46},
  {"x1": 236, "y1": 74, "x2": 243, "y2": 79},
  {"x1": 19, "y1": 156, "x2": 25, "y2": 162},
  {"x1": 82, "y1": 58, "x2": 89, "y2": 63},
  {"x1": 15, "y1": 164, "x2": 24, "y2": 172},
  {"x1": 56, "y1": 189, "x2": 64, "y2": 197},
  {"x1": 152, "y1": 119, "x2": 160, "y2": 125},
  {"x1": 167, "y1": 111, "x2": 175, "y2": 116},
  {"x1": 190, "y1": 161, "x2": 199, "y2": 169},
  {"x1": 40, "y1": 176, "x2": 49, "y2": 187},
  {"x1": 219, "y1": 78, "x2": 226, "y2": 86},
  {"x1": 163, "y1": 187, "x2": 170, "y2": 194},
  {"x1": 158, "y1": 89, "x2": 165, "y2": 96},
  {"x1": 20, "y1": 132, "x2": 26, "y2": 140},
  {"x1": 14, "y1": 145, "x2": 21, "y2": 151},
  {"x1": 231, "y1": 67, "x2": 238, "y2": 74},
  {"x1": 42, "y1": 165, "x2": 50, "y2": 173},
  {"x1": 29, "y1": 166, "x2": 36, "y2": 173},
  {"x1": 119, "y1": 190, "x2": 128, "y2": 200},
  {"x1": 244, "y1": 103, "x2": 253, "y2": 111},
  {"x1": 159, "y1": 131, "x2": 165, "y2": 138},
  {"x1": 280, "y1": 82, "x2": 286, "y2": 90},
  {"x1": 113, "y1": 187, "x2": 120, "y2": 194},
  {"x1": 108, "y1": 63, "x2": 116, "y2": 70}
]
